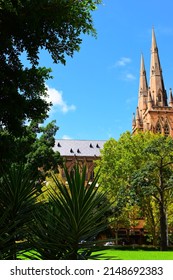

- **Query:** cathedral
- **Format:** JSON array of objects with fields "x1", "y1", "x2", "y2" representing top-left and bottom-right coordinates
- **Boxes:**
[
  {"x1": 132, "y1": 29, "x2": 173, "y2": 136},
  {"x1": 55, "y1": 29, "x2": 173, "y2": 180}
]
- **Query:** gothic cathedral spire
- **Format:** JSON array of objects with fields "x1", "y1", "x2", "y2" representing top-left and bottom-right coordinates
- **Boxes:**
[
  {"x1": 138, "y1": 54, "x2": 148, "y2": 116},
  {"x1": 149, "y1": 28, "x2": 167, "y2": 106},
  {"x1": 132, "y1": 28, "x2": 173, "y2": 137}
]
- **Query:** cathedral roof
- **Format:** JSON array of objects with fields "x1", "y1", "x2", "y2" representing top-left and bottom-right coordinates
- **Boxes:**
[{"x1": 54, "y1": 139, "x2": 106, "y2": 157}]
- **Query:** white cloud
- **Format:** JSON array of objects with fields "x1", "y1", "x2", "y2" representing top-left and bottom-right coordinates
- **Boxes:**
[
  {"x1": 46, "y1": 85, "x2": 76, "y2": 113},
  {"x1": 125, "y1": 73, "x2": 136, "y2": 80},
  {"x1": 62, "y1": 135, "x2": 72, "y2": 140},
  {"x1": 115, "y1": 57, "x2": 132, "y2": 67}
]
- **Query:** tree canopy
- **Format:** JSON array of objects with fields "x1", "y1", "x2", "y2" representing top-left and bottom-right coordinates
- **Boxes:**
[
  {"x1": 0, "y1": 0, "x2": 102, "y2": 134},
  {"x1": 0, "y1": 120, "x2": 62, "y2": 179},
  {"x1": 96, "y1": 132, "x2": 173, "y2": 250},
  {"x1": 132, "y1": 136, "x2": 173, "y2": 250}
]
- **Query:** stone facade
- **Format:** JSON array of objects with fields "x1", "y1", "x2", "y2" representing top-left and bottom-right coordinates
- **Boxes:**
[{"x1": 132, "y1": 29, "x2": 173, "y2": 136}]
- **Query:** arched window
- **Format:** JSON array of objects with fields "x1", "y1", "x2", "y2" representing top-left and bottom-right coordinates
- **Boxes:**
[
  {"x1": 164, "y1": 123, "x2": 170, "y2": 136},
  {"x1": 156, "y1": 122, "x2": 162, "y2": 134},
  {"x1": 157, "y1": 92, "x2": 162, "y2": 102}
]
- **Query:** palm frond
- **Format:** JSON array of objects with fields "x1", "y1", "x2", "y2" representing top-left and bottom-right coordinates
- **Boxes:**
[{"x1": 30, "y1": 164, "x2": 112, "y2": 259}]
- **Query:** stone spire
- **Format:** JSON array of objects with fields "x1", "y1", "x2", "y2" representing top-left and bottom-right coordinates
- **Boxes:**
[
  {"x1": 138, "y1": 54, "x2": 148, "y2": 115},
  {"x1": 139, "y1": 54, "x2": 148, "y2": 95},
  {"x1": 149, "y1": 28, "x2": 167, "y2": 106}
]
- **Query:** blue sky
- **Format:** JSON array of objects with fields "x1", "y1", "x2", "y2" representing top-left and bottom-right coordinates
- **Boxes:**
[{"x1": 38, "y1": 0, "x2": 173, "y2": 140}]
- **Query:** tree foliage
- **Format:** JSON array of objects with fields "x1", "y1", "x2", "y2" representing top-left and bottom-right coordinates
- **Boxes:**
[
  {"x1": 0, "y1": 163, "x2": 111, "y2": 260},
  {"x1": 95, "y1": 132, "x2": 154, "y2": 202},
  {"x1": 96, "y1": 132, "x2": 173, "y2": 250},
  {"x1": 1, "y1": 0, "x2": 101, "y2": 65},
  {"x1": 29, "y1": 164, "x2": 111, "y2": 260},
  {"x1": 0, "y1": 0, "x2": 102, "y2": 134},
  {"x1": 0, "y1": 164, "x2": 41, "y2": 259},
  {"x1": 132, "y1": 136, "x2": 173, "y2": 250},
  {"x1": 0, "y1": 120, "x2": 62, "y2": 177}
]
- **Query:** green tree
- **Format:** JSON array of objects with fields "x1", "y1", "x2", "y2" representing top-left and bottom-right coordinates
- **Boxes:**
[
  {"x1": 0, "y1": 0, "x2": 102, "y2": 134},
  {"x1": 96, "y1": 132, "x2": 173, "y2": 250},
  {"x1": 0, "y1": 120, "x2": 62, "y2": 178},
  {"x1": 95, "y1": 132, "x2": 153, "y2": 209},
  {"x1": 132, "y1": 136, "x2": 173, "y2": 250},
  {"x1": 95, "y1": 133, "x2": 146, "y2": 243}
]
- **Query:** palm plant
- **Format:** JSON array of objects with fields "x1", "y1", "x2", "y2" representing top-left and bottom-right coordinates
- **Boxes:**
[
  {"x1": 30, "y1": 164, "x2": 111, "y2": 259},
  {"x1": 0, "y1": 164, "x2": 41, "y2": 259}
]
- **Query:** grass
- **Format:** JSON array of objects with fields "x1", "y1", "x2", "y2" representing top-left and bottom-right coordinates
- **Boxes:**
[
  {"x1": 18, "y1": 247, "x2": 173, "y2": 260},
  {"x1": 94, "y1": 248, "x2": 173, "y2": 260}
]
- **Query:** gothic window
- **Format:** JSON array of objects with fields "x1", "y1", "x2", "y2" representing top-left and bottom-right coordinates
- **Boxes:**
[
  {"x1": 157, "y1": 92, "x2": 162, "y2": 102},
  {"x1": 156, "y1": 122, "x2": 161, "y2": 134},
  {"x1": 164, "y1": 123, "x2": 170, "y2": 137}
]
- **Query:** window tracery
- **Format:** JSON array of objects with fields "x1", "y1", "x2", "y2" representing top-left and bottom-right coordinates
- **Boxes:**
[
  {"x1": 156, "y1": 122, "x2": 162, "y2": 134},
  {"x1": 164, "y1": 123, "x2": 170, "y2": 136}
]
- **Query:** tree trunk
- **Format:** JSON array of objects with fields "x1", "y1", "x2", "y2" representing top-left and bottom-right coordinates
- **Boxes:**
[
  {"x1": 159, "y1": 202, "x2": 168, "y2": 251},
  {"x1": 159, "y1": 163, "x2": 168, "y2": 251},
  {"x1": 115, "y1": 230, "x2": 118, "y2": 245},
  {"x1": 147, "y1": 200, "x2": 157, "y2": 246}
]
